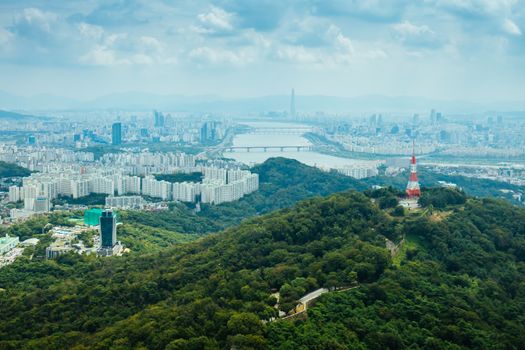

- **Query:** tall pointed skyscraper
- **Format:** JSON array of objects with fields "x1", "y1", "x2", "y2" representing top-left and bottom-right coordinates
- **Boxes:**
[
  {"x1": 406, "y1": 141, "x2": 421, "y2": 198},
  {"x1": 290, "y1": 88, "x2": 296, "y2": 118}
]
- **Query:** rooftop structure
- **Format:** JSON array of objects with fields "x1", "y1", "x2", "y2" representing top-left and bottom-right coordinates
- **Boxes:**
[
  {"x1": 0, "y1": 234, "x2": 19, "y2": 255},
  {"x1": 45, "y1": 240, "x2": 74, "y2": 259},
  {"x1": 84, "y1": 208, "x2": 104, "y2": 226}
]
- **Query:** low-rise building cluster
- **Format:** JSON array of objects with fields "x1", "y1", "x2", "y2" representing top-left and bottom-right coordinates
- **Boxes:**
[{"x1": 333, "y1": 165, "x2": 379, "y2": 179}]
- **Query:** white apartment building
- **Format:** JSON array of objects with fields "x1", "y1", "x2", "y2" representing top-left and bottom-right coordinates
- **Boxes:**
[
  {"x1": 8, "y1": 186, "x2": 20, "y2": 202},
  {"x1": 141, "y1": 176, "x2": 172, "y2": 200},
  {"x1": 106, "y1": 195, "x2": 144, "y2": 209},
  {"x1": 335, "y1": 166, "x2": 379, "y2": 179},
  {"x1": 90, "y1": 177, "x2": 115, "y2": 195},
  {"x1": 71, "y1": 179, "x2": 90, "y2": 198},
  {"x1": 204, "y1": 167, "x2": 228, "y2": 184},
  {"x1": 116, "y1": 175, "x2": 141, "y2": 195},
  {"x1": 200, "y1": 172, "x2": 259, "y2": 205},
  {"x1": 172, "y1": 182, "x2": 199, "y2": 202}
]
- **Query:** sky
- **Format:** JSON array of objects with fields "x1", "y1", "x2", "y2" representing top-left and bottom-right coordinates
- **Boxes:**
[{"x1": 0, "y1": 0, "x2": 524, "y2": 102}]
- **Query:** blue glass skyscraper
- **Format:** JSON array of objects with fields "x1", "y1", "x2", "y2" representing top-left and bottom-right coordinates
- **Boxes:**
[{"x1": 112, "y1": 122, "x2": 122, "y2": 145}]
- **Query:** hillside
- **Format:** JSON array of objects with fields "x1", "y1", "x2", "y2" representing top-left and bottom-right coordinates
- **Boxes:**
[
  {"x1": 123, "y1": 157, "x2": 366, "y2": 234},
  {"x1": 0, "y1": 189, "x2": 524, "y2": 349},
  {"x1": 124, "y1": 158, "x2": 525, "y2": 237},
  {"x1": 0, "y1": 161, "x2": 31, "y2": 178},
  {"x1": 268, "y1": 196, "x2": 525, "y2": 349}
]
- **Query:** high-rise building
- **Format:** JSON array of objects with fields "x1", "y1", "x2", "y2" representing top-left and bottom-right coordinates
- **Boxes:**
[
  {"x1": 34, "y1": 196, "x2": 51, "y2": 212},
  {"x1": 154, "y1": 110, "x2": 165, "y2": 128},
  {"x1": 99, "y1": 210, "x2": 117, "y2": 248},
  {"x1": 369, "y1": 114, "x2": 377, "y2": 126},
  {"x1": 290, "y1": 88, "x2": 296, "y2": 118},
  {"x1": 112, "y1": 122, "x2": 122, "y2": 145},
  {"x1": 406, "y1": 141, "x2": 421, "y2": 198},
  {"x1": 200, "y1": 122, "x2": 209, "y2": 144}
]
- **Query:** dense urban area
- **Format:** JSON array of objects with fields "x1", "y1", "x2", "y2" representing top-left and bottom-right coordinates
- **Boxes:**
[
  {"x1": 1, "y1": 0, "x2": 525, "y2": 348},
  {"x1": 1, "y1": 101, "x2": 525, "y2": 264}
]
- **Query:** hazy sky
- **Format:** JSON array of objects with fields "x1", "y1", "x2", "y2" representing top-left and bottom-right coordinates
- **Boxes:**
[{"x1": 0, "y1": 0, "x2": 524, "y2": 101}]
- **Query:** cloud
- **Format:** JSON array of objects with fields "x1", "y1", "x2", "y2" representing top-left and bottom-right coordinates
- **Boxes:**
[
  {"x1": 282, "y1": 17, "x2": 335, "y2": 47},
  {"x1": 197, "y1": 6, "x2": 234, "y2": 33},
  {"x1": 0, "y1": 27, "x2": 13, "y2": 46},
  {"x1": 0, "y1": 6, "x2": 174, "y2": 67},
  {"x1": 219, "y1": 0, "x2": 288, "y2": 31},
  {"x1": 271, "y1": 25, "x2": 358, "y2": 65},
  {"x1": 327, "y1": 25, "x2": 354, "y2": 54},
  {"x1": 502, "y1": 18, "x2": 522, "y2": 35},
  {"x1": 274, "y1": 46, "x2": 321, "y2": 64},
  {"x1": 312, "y1": 0, "x2": 409, "y2": 22},
  {"x1": 437, "y1": 0, "x2": 517, "y2": 19},
  {"x1": 392, "y1": 21, "x2": 443, "y2": 48},
  {"x1": 0, "y1": 0, "x2": 523, "y2": 80},
  {"x1": 10, "y1": 7, "x2": 60, "y2": 44},
  {"x1": 2, "y1": 7, "x2": 79, "y2": 63},
  {"x1": 76, "y1": 0, "x2": 151, "y2": 27},
  {"x1": 188, "y1": 46, "x2": 251, "y2": 65},
  {"x1": 78, "y1": 22, "x2": 104, "y2": 40},
  {"x1": 393, "y1": 21, "x2": 432, "y2": 36},
  {"x1": 80, "y1": 33, "x2": 169, "y2": 66}
]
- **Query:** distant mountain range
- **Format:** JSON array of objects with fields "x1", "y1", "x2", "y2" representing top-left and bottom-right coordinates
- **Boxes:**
[
  {"x1": 1, "y1": 90, "x2": 524, "y2": 115},
  {"x1": 0, "y1": 109, "x2": 51, "y2": 121}
]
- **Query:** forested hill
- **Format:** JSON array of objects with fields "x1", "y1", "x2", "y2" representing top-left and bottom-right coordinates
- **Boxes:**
[
  {"x1": 123, "y1": 157, "x2": 367, "y2": 234},
  {"x1": 0, "y1": 161, "x2": 31, "y2": 178},
  {"x1": 1, "y1": 189, "x2": 524, "y2": 349}
]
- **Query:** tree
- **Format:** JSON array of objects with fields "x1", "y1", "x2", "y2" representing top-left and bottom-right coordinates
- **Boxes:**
[
  {"x1": 392, "y1": 205, "x2": 405, "y2": 217},
  {"x1": 227, "y1": 313, "x2": 264, "y2": 336},
  {"x1": 378, "y1": 195, "x2": 398, "y2": 209}
]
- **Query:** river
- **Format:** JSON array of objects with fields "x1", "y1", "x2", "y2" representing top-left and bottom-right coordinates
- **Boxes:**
[{"x1": 228, "y1": 122, "x2": 378, "y2": 169}]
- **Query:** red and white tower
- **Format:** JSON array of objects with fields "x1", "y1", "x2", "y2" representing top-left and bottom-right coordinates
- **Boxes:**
[{"x1": 406, "y1": 141, "x2": 421, "y2": 198}]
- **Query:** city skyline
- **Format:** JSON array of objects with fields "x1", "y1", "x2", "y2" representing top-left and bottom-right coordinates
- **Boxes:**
[{"x1": 0, "y1": 0, "x2": 524, "y2": 102}]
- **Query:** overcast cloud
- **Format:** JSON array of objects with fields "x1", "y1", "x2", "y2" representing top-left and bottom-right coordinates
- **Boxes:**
[{"x1": 0, "y1": 0, "x2": 523, "y2": 101}]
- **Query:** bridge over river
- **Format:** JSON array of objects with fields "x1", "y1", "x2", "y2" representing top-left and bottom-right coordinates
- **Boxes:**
[
  {"x1": 245, "y1": 126, "x2": 315, "y2": 135},
  {"x1": 222, "y1": 145, "x2": 313, "y2": 153}
]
